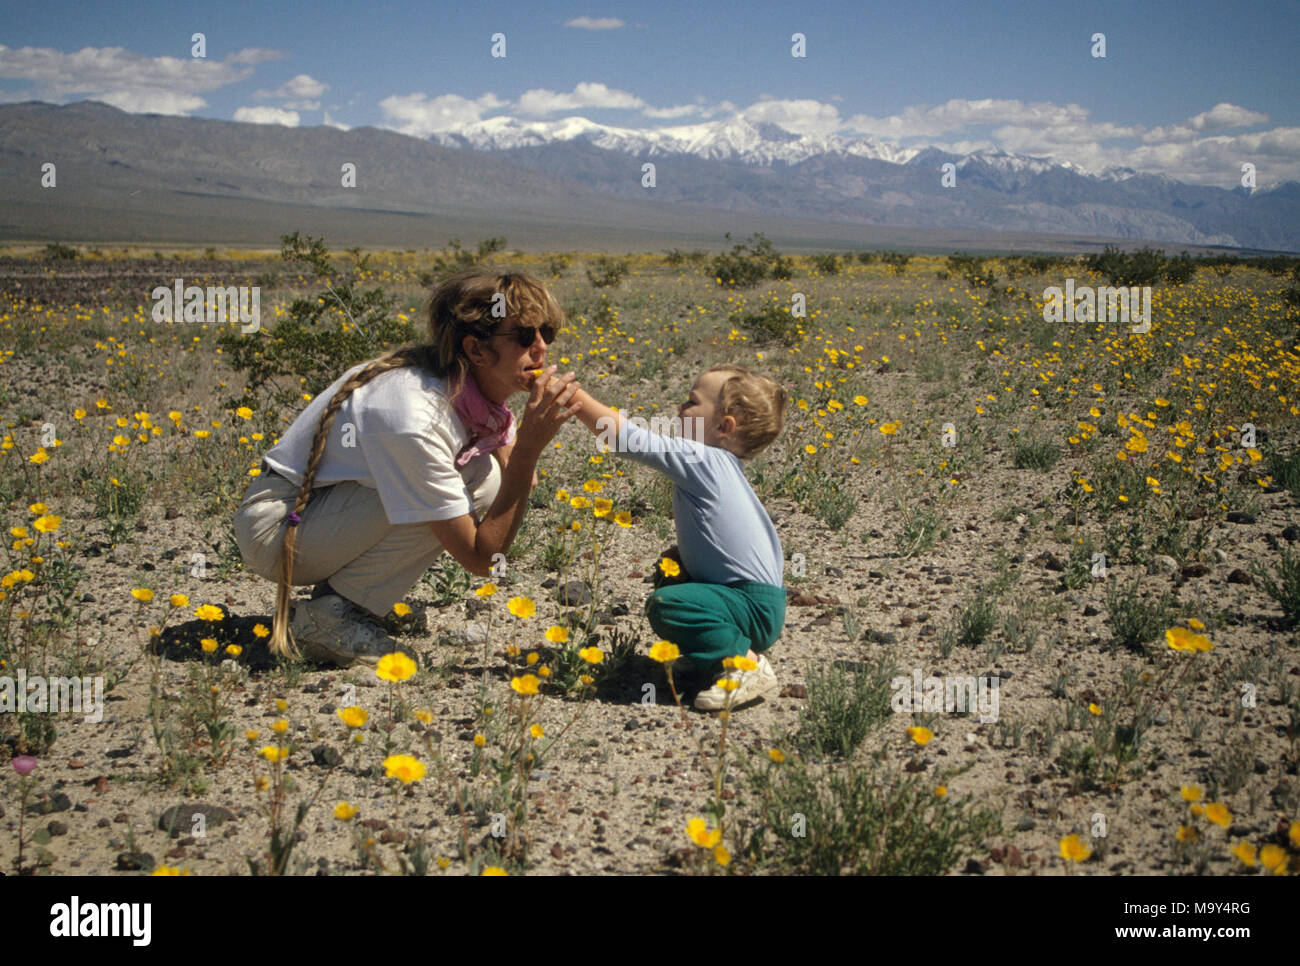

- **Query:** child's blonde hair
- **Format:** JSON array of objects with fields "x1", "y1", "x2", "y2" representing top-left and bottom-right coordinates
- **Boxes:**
[
  {"x1": 703, "y1": 364, "x2": 785, "y2": 459},
  {"x1": 267, "y1": 270, "x2": 564, "y2": 659}
]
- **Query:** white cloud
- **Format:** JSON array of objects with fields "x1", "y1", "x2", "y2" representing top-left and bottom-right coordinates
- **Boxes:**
[
  {"x1": 0, "y1": 44, "x2": 283, "y2": 115},
  {"x1": 740, "y1": 98, "x2": 841, "y2": 136},
  {"x1": 233, "y1": 105, "x2": 300, "y2": 126},
  {"x1": 322, "y1": 110, "x2": 350, "y2": 131},
  {"x1": 255, "y1": 73, "x2": 328, "y2": 110},
  {"x1": 378, "y1": 91, "x2": 507, "y2": 137},
  {"x1": 641, "y1": 103, "x2": 704, "y2": 119},
  {"x1": 1143, "y1": 102, "x2": 1270, "y2": 144},
  {"x1": 564, "y1": 17, "x2": 625, "y2": 29},
  {"x1": 515, "y1": 81, "x2": 644, "y2": 116}
]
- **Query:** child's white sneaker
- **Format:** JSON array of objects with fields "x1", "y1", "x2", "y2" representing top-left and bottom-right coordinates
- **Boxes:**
[{"x1": 693, "y1": 654, "x2": 778, "y2": 711}]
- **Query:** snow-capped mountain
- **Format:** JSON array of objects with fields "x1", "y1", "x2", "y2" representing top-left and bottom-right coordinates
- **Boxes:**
[{"x1": 430, "y1": 114, "x2": 920, "y2": 166}]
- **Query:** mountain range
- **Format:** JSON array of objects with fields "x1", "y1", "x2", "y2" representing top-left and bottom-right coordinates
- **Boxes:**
[{"x1": 0, "y1": 101, "x2": 1295, "y2": 253}]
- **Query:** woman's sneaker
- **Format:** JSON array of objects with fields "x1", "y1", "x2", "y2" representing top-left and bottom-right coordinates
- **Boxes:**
[
  {"x1": 289, "y1": 594, "x2": 407, "y2": 668},
  {"x1": 693, "y1": 654, "x2": 778, "y2": 711}
]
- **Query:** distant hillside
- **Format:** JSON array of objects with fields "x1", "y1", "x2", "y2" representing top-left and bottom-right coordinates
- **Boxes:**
[{"x1": 0, "y1": 101, "x2": 1291, "y2": 254}]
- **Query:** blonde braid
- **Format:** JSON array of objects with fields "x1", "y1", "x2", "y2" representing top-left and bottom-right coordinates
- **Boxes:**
[{"x1": 268, "y1": 346, "x2": 429, "y2": 658}]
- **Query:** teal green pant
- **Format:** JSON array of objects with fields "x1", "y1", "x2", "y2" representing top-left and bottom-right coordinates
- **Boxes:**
[{"x1": 645, "y1": 580, "x2": 786, "y2": 669}]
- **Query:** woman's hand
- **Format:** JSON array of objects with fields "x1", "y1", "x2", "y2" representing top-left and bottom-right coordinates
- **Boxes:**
[{"x1": 514, "y1": 365, "x2": 582, "y2": 458}]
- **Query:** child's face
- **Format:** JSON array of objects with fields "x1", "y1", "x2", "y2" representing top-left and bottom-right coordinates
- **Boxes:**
[{"x1": 678, "y1": 371, "x2": 736, "y2": 449}]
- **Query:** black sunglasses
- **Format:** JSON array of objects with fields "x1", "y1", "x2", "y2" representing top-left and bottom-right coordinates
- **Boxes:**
[{"x1": 480, "y1": 323, "x2": 558, "y2": 348}]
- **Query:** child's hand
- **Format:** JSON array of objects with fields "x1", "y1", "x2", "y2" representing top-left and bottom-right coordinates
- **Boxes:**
[
  {"x1": 515, "y1": 366, "x2": 581, "y2": 457},
  {"x1": 652, "y1": 544, "x2": 691, "y2": 588}
]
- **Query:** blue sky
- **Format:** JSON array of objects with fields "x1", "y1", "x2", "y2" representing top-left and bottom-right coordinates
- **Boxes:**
[{"x1": 2, "y1": 0, "x2": 1297, "y2": 183}]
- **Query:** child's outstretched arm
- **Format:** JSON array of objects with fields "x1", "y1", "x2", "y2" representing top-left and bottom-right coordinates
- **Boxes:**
[
  {"x1": 569, "y1": 388, "x2": 714, "y2": 493},
  {"x1": 570, "y1": 387, "x2": 624, "y2": 441}
]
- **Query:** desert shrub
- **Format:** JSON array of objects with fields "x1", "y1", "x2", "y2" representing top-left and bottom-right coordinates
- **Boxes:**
[
  {"x1": 808, "y1": 253, "x2": 841, "y2": 275},
  {"x1": 216, "y1": 232, "x2": 412, "y2": 410},
  {"x1": 1252, "y1": 546, "x2": 1300, "y2": 628},
  {"x1": 878, "y1": 250, "x2": 911, "y2": 274},
  {"x1": 43, "y1": 242, "x2": 79, "y2": 262},
  {"x1": 1012, "y1": 435, "x2": 1061, "y2": 471},
  {"x1": 739, "y1": 751, "x2": 1000, "y2": 874},
  {"x1": 795, "y1": 656, "x2": 896, "y2": 757},
  {"x1": 731, "y1": 302, "x2": 801, "y2": 346},
  {"x1": 586, "y1": 255, "x2": 630, "y2": 288},
  {"x1": 946, "y1": 253, "x2": 997, "y2": 288},
  {"x1": 548, "y1": 253, "x2": 572, "y2": 277},
  {"x1": 1105, "y1": 577, "x2": 1178, "y2": 654},
  {"x1": 1084, "y1": 246, "x2": 1166, "y2": 287},
  {"x1": 1162, "y1": 253, "x2": 1197, "y2": 284},
  {"x1": 708, "y1": 232, "x2": 792, "y2": 288}
]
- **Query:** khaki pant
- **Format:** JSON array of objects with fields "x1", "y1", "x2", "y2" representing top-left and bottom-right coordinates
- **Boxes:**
[{"x1": 233, "y1": 460, "x2": 499, "y2": 617}]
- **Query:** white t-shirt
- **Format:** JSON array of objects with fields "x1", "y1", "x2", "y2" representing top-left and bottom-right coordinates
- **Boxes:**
[{"x1": 262, "y1": 363, "x2": 502, "y2": 526}]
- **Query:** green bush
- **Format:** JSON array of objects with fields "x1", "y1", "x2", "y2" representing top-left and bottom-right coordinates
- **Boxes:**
[
  {"x1": 1084, "y1": 246, "x2": 1166, "y2": 287},
  {"x1": 43, "y1": 242, "x2": 79, "y2": 262},
  {"x1": 708, "y1": 232, "x2": 791, "y2": 288},
  {"x1": 586, "y1": 255, "x2": 630, "y2": 288},
  {"x1": 1252, "y1": 546, "x2": 1300, "y2": 628},
  {"x1": 731, "y1": 303, "x2": 801, "y2": 346},
  {"x1": 1162, "y1": 253, "x2": 1196, "y2": 284},
  {"x1": 216, "y1": 233, "x2": 413, "y2": 411},
  {"x1": 878, "y1": 251, "x2": 911, "y2": 274},
  {"x1": 808, "y1": 253, "x2": 841, "y2": 275},
  {"x1": 1011, "y1": 435, "x2": 1061, "y2": 471},
  {"x1": 1105, "y1": 577, "x2": 1178, "y2": 654},
  {"x1": 796, "y1": 656, "x2": 896, "y2": 757},
  {"x1": 739, "y1": 751, "x2": 1000, "y2": 874}
]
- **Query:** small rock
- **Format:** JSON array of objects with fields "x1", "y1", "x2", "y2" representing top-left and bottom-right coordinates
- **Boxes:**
[
  {"x1": 47, "y1": 820, "x2": 68, "y2": 836},
  {"x1": 96, "y1": 817, "x2": 110, "y2": 828},
  {"x1": 1005, "y1": 845, "x2": 1024, "y2": 868},
  {"x1": 553, "y1": 581, "x2": 593, "y2": 607},
  {"x1": 1282, "y1": 525, "x2": 1299, "y2": 543},
  {"x1": 1147, "y1": 555, "x2": 1178, "y2": 576},
  {"x1": 611, "y1": 602, "x2": 630, "y2": 617},
  {"x1": 114, "y1": 812, "x2": 130, "y2": 823},
  {"x1": 1212, "y1": 548, "x2": 1228, "y2": 562},
  {"x1": 1083, "y1": 603, "x2": 1100, "y2": 617},
  {"x1": 627, "y1": 571, "x2": 644, "y2": 579},
  {"x1": 825, "y1": 565, "x2": 844, "y2": 577},
  {"x1": 311, "y1": 745, "x2": 342, "y2": 768},
  {"x1": 540, "y1": 577, "x2": 558, "y2": 589},
  {"x1": 27, "y1": 792, "x2": 72, "y2": 815},
  {"x1": 165, "y1": 507, "x2": 180, "y2": 520},
  {"x1": 1014, "y1": 817, "x2": 1036, "y2": 832},
  {"x1": 1225, "y1": 511, "x2": 1255, "y2": 524},
  {"x1": 463, "y1": 622, "x2": 488, "y2": 645},
  {"x1": 1180, "y1": 563, "x2": 1210, "y2": 579},
  {"x1": 115, "y1": 852, "x2": 155, "y2": 871},
  {"x1": 780, "y1": 684, "x2": 807, "y2": 699},
  {"x1": 963, "y1": 858, "x2": 984, "y2": 874},
  {"x1": 1227, "y1": 569, "x2": 1253, "y2": 585},
  {"x1": 158, "y1": 802, "x2": 236, "y2": 837}
]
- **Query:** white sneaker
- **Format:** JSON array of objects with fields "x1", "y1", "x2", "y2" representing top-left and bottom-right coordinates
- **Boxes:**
[
  {"x1": 289, "y1": 594, "x2": 407, "y2": 668},
  {"x1": 693, "y1": 654, "x2": 778, "y2": 711}
]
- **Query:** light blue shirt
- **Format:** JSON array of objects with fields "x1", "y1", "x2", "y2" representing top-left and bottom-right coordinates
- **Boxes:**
[{"x1": 616, "y1": 418, "x2": 784, "y2": 587}]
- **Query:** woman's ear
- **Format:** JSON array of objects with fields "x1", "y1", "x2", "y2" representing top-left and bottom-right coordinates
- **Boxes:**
[{"x1": 462, "y1": 334, "x2": 485, "y2": 366}]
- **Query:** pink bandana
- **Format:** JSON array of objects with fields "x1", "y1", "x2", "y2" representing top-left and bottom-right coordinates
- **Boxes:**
[{"x1": 451, "y1": 371, "x2": 516, "y2": 466}]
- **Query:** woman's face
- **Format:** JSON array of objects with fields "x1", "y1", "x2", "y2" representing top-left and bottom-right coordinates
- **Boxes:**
[{"x1": 465, "y1": 320, "x2": 551, "y2": 403}]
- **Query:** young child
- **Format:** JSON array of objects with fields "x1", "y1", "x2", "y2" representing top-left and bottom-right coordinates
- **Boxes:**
[{"x1": 570, "y1": 365, "x2": 786, "y2": 710}]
